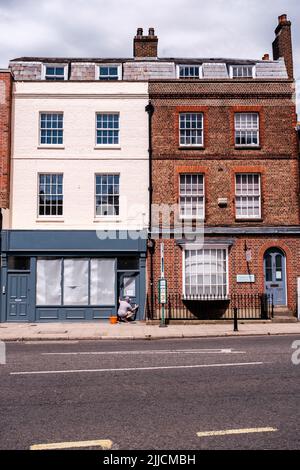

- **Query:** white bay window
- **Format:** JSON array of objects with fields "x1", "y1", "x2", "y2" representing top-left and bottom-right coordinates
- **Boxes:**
[{"x1": 184, "y1": 247, "x2": 228, "y2": 299}]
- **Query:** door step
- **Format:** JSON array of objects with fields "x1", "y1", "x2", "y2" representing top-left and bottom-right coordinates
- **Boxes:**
[
  {"x1": 272, "y1": 307, "x2": 297, "y2": 322},
  {"x1": 272, "y1": 317, "x2": 298, "y2": 323}
]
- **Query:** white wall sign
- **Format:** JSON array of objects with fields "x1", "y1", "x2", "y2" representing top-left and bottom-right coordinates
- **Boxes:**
[{"x1": 237, "y1": 274, "x2": 255, "y2": 283}]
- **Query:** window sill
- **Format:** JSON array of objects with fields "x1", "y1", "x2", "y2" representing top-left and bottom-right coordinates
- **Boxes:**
[
  {"x1": 235, "y1": 218, "x2": 263, "y2": 222},
  {"x1": 93, "y1": 218, "x2": 121, "y2": 222},
  {"x1": 37, "y1": 145, "x2": 65, "y2": 149},
  {"x1": 36, "y1": 218, "x2": 64, "y2": 222},
  {"x1": 94, "y1": 146, "x2": 121, "y2": 150},
  {"x1": 235, "y1": 146, "x2": 261, "y2": 150},
  {"x1": 178, "y1": 146, "x2": 205, "y2": 150}
]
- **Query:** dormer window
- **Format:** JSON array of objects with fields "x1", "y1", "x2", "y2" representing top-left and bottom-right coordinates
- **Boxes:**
[
  {"x1": 43, "y1": 64, "x2": 68, "y2": 81},
  {"x1": 230, "y1": 65, "x2": 255, "y2": 78},
  {"x1": 98, "y1": 64, "x2": 121, "y2": 80},
  {"x1": 178, "y1": 65, "x2": 202, "y2": 79}
]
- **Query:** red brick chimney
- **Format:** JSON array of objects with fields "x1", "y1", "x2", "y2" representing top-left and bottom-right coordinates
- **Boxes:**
[
  {"x1": 262, "y1": 53, "x2": 270, "y2": 61},
  {"x1": 133, "y1": 28, "x2": 158, "y2": 58},
  {"x1": 0, "y1": 70, "x2": 12, "y2": 210},
  {"x1": 272, "y1": 14, "x2": 293, "y2": 79}
]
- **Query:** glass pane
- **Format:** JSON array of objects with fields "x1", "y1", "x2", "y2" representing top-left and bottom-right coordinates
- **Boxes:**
[
  {"x1": 90, "y1": 258, "x2": 116, "y2": 305},
  {"x1": 117, "y1": 258, "x2": 139, "y2": 270},
  {"x1": 36, "y1": 258, "x2": 62, "y2": 305},
  {"x1": 8, "y1": 256, "x2": 30, "y2": 270},
  {"x1": 123, "y1": 276, "x2": 136, "y2": 297},
  {"x1": 63, "y1": 259, "x2": 89, "y2": 305}
]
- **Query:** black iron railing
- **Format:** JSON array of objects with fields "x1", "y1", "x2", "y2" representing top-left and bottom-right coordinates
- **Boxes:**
[{"x1": 146, "y1": 293, "x2": 273, "y2": 321}]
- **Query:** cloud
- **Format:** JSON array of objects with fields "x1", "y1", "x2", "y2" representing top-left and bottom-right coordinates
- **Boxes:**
[{"x1": 0, "y1": 0, "x2": 299, "y2": 110}]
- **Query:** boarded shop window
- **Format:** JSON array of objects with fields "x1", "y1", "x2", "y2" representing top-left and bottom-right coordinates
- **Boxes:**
[
  {"x1": 63, "y1": 259, "x2": 89, "y2": 305},
  {"x1": 36, "y1": 257, "x2": 117, "y2": 306},
  {"x1": 36, "y1": 258, "x2": 62, "y2": 305},
  {"x1": 90, "y1": 259, "x2": 116, "y2": 305}
]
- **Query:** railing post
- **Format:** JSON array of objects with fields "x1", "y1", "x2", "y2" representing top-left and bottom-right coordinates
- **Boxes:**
[{"x1": 233, "y1": 307, "x2": 238, "y2": 332}]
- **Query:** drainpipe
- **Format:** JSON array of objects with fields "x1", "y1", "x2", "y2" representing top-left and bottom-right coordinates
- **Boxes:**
[{"x1": 145, "y1": 101, "x2": 155, "y2": 319}]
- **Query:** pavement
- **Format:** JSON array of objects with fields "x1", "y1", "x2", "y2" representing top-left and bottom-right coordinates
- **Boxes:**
[{"x1": 1, "y1": 319, "x2": 300, "y2": 341}]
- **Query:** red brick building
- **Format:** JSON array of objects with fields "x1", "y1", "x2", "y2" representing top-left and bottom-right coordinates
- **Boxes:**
[
  {"x1": 147, "y1": 15, "x2": 300, "y2": 320},
  {"x1": 0, "y1": 69, "x2": 12, "y2": 220}
]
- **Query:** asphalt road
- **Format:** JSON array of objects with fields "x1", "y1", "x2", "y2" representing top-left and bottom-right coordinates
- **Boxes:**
[{"x1": 1, "y1": 335, "x2": 300, "y2": 450}]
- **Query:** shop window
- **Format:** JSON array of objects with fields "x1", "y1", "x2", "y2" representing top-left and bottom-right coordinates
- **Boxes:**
[
  {"x1": 36, "y1": 257, "x2": 117, "y2": 306},
  {"x1": 90, "y1": 259, "x2": 116, "y2": 305},
  {"x1": 63, "y1": 259, "x2": 89, "y2": 306},
  {"x1": 36, "y1": 258, "x2": 62, "y2": 305}
]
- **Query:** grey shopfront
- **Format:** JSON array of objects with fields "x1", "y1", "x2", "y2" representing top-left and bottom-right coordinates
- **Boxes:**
[{"x1": 0, "y1": 230, "x2": 147, "y2": 322}]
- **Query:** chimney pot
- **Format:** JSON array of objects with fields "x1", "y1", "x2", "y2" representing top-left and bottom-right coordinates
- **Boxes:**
[
  {"x1": 137, "y1": 27, "x2": 143, "y2": 36},
  {"x1": 148, "y1": 28, "x2": 155, "y2": 36},
  {"x1": 262, "y1": 53, "x2": 270, "y2": 61}
]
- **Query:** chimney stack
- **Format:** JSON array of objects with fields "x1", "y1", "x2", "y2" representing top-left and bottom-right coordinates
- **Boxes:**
[
  {"x1": 272, "y1": 13, "x2": 293, "y2": 79},
  {"x1": 133, "y1": 27, "x2": 158, "y2": 58},
  {"x1": 262, "y1": 53, "x2": 270, "y2": 61}
]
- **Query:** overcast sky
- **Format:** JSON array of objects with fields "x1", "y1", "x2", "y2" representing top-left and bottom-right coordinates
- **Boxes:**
[{"x1": 0, "y1": 0, "x2": 299, "y2": 110}]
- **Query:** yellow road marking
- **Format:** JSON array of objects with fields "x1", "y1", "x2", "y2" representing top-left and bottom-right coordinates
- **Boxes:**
[
  {"x1": 30, "y1": 439, "x2": 113, "y2": 450},
  {"x1": 197, "y1": 427, "x2": 277, "y2": 438}
]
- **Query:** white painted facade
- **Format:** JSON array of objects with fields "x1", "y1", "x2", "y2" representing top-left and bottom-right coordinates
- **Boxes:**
[{"x1": 4, "y1": 81, "x2": 149, "y2": 231}]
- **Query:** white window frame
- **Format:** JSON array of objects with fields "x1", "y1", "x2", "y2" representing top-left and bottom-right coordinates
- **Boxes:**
[
  {"x1": 177, "y1": 64, "x2": 203, "y2": 79},
  {"x1": 182, "y1": 245, "x2": 229, "y2": 300},
  {"x1": 179, "y1": 174, "x2": 205, "y2": 220},
  {"x1": 179, "y1": 112, "x2": 204, "y2": 147},
  {"x1": 42, "y1": 63, "x2": 68, "y2": 81},
  {"x1": 235, "y1": 173, "x2": 261, "y2": 220},
  {"x1": 234, "y1": 112, "x2": 260, "y2": 147},
  {"x1": 37, "y1": 172, "x2": 64, "y2": 218},
  {"x1": 229, "y1": 65, "x2": 255, "y2": 79},
  {"x1": 97, "y1": 64, "x2": 122, "y2": 81},
  {"x1": 95, "y1": 173, "x2": 120, "y2": 218},
  {"x1": 39, "y1": 112, "x2": 64, "y2": 146},
  {"x1": 95, "y1": 112, "x2": 120, "y2": 147}
]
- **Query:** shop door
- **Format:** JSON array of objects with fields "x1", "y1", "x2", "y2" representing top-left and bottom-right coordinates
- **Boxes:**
[{"x1": 7, "y1": 273, "x2": 30, "y2": 322}]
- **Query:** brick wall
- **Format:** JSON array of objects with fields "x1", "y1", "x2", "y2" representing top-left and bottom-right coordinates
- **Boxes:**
[
  {"x1": 0, "y1": 71, "x2": 12, "y2": 209},
  {"x1": 149, "y1": 80, "x2": 299, "y2": 227},
  {"x1": 148, "y1": 79, "x2": 300, "y2": 315}
]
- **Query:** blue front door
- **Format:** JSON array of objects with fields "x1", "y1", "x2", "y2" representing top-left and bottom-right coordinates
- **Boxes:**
[
  {"x1": 7, "y1": 273, "x2": 30, "y2": 322},
  {"x1": 264, "y1": 249, "x2": 287, "y2": 306}
]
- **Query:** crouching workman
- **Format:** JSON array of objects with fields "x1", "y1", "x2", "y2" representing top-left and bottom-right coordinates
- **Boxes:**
[{"x1": 117, "y1": 296, "x2": 139, "y2": 322}]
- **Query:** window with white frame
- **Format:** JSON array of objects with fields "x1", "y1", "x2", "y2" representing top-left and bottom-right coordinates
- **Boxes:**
[
  {"x1": 235, "y1": 113, "x2": 259, "y2": 146},
  {"x1": 184, "y1": 247, "x2": 228, "y2": 298},
  {"x1": 179, "y1": 113, "x2": 203, "y2": 146},
  {"x1": 96, "y1": 113, "x2": 119, "y2": 145},
  {"x1": 235, "y1": 173, "x2": 261, "y2": 219},
  {"x1": 38, "y1": 173, "x2": 63, "y2": 217},
  {"x1": 179, "y1": 174, "x2": 204, "y2": 219},
  {"x1": 99, "y1": 65, "x2": 121, "y2": 80},
  {"x1": 230, "y1": 65, "x2": 255, "y2": 78},
  {"x1": 95, "y1": 174, "x2": 120, "y2": 217},
  {"x1": 44, "y1": 64, "x2": 67, "y2": 80},
  {"x1": 178, "y1": 65, "x2": 201, "y2": 79},
  {"x1": 40, "y1": 113, "x2": 63, "y2": 145}
]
